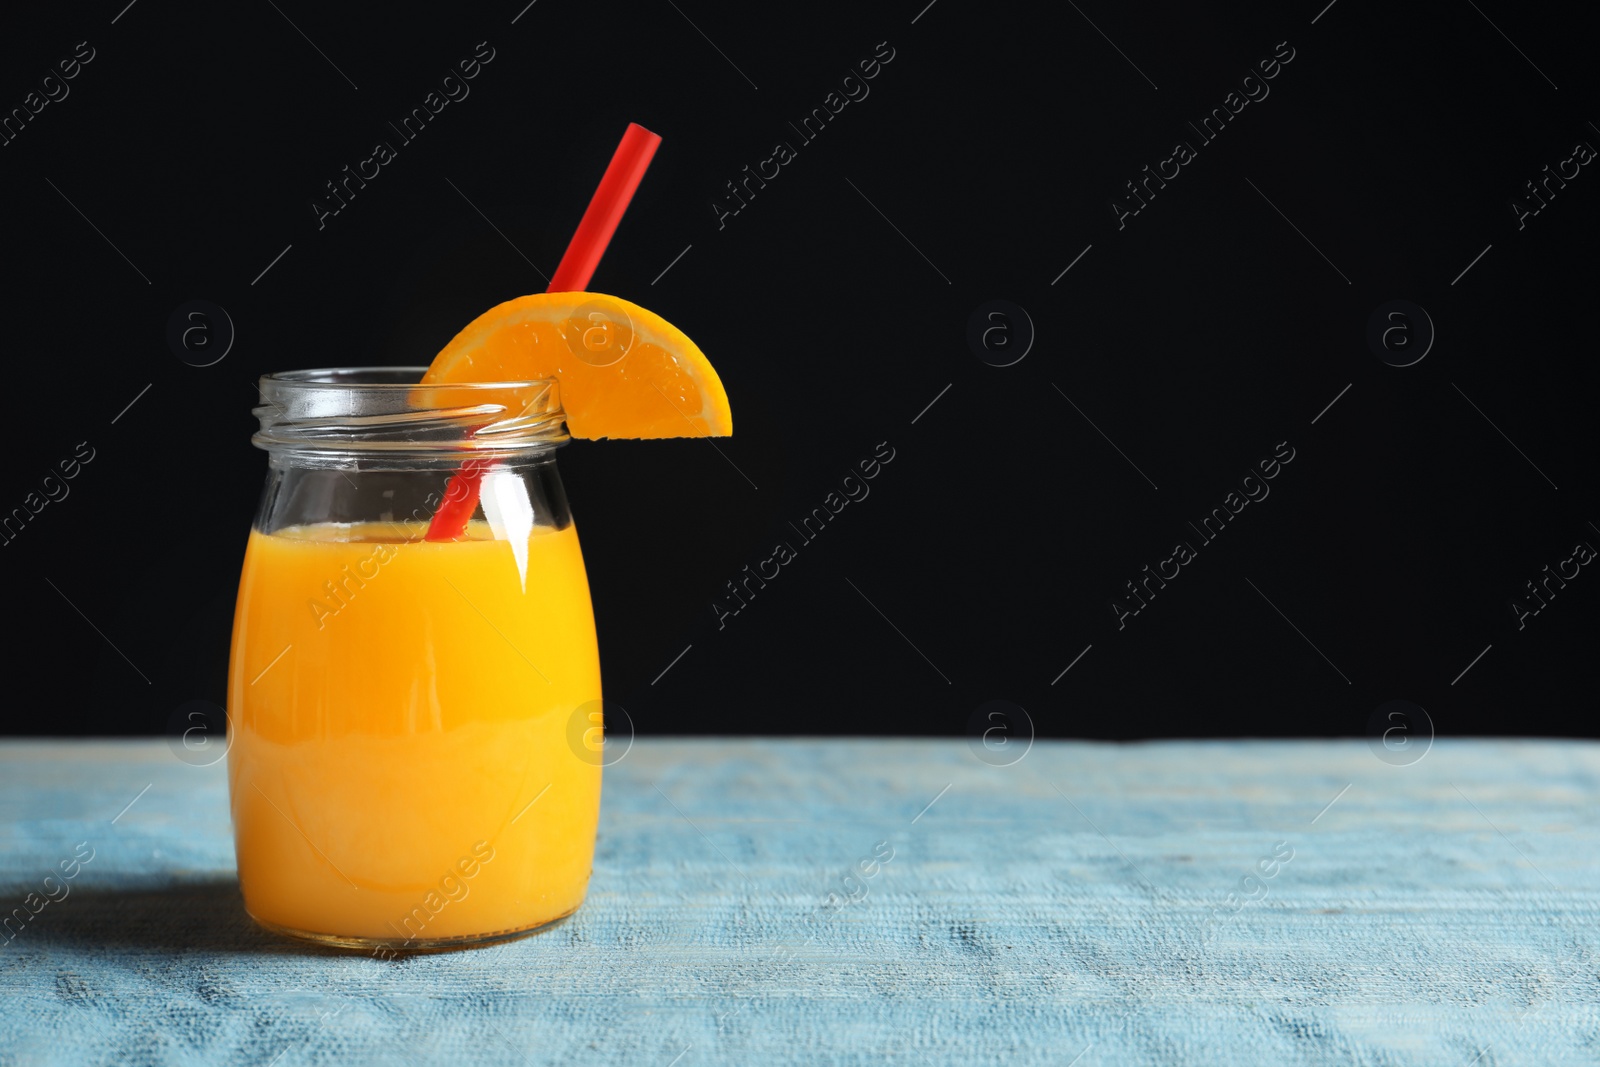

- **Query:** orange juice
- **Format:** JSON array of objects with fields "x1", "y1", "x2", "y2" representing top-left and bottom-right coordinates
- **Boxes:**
[{"x1": 226, "y1": 520, "x2": 601, "y2": 948}]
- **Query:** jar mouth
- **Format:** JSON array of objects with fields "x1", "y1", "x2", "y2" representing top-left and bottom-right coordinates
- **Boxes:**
[
  {"x1": 254, "y1": 366, "x2": 568, "y2": 457},
  {"x1": 263, "y1": 366, "x2": 554, "y2": 391}
]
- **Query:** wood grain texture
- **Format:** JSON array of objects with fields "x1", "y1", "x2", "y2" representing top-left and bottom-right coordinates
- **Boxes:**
[{"x1": 0, "y1": 738, "x2": 1596, "y2": 1066}]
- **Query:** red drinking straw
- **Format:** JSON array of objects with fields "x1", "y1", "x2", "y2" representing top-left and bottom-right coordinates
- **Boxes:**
[
  {"x1": 425, "y1": 122, "x2": 662, "y2": 542},
  {"x1": 546, "y1": 122, "x2": 663, "y2": 293}
]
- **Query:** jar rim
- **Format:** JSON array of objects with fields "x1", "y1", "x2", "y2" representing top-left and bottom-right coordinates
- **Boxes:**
[
  {"x1": 260, "y1": 366, "x2": 557, "y2": 391},
  {"x1": 253, "y1": 365, "x2": 568, "y2": 459}
]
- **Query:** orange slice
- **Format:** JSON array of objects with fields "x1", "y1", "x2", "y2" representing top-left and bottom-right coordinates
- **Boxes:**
[{"x1": 421, "y1": 292, "x2": 731, "y2": 440}]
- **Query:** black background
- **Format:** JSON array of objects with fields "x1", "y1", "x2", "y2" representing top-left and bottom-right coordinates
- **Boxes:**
[{"x1": 1, "y1": 0, "x2": 1594, "y2": 740}]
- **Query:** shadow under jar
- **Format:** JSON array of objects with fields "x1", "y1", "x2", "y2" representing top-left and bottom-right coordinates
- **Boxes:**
[{"x1": 227, "y1": 368, "x2": 603, "y2": 952}]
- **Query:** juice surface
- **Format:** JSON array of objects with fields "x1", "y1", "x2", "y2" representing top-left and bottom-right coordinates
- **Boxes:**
[{"x1": 226, "y1": 521, "x2": 602, "y2": 944}]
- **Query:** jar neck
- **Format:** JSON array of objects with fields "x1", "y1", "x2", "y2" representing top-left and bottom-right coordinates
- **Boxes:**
[
  {"x1": 253, "y1": 367, "x2": 568, "y2": 468},
  {"x1": 255, "y1": 447, "x2": 573, "y2": 536},
  {"x1": 263, "y1": 443, "x2": 565, "y2": 472}
]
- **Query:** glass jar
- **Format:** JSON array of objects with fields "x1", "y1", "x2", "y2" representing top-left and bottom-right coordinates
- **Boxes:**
[{"x1": 227, "y1": 368, "x2": 603, "y2": 952}]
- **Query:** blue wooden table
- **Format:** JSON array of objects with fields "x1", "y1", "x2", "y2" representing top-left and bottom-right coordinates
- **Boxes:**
[{"x1": 1, "y1": 738, "x2": 1595, "y2": 1065}]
